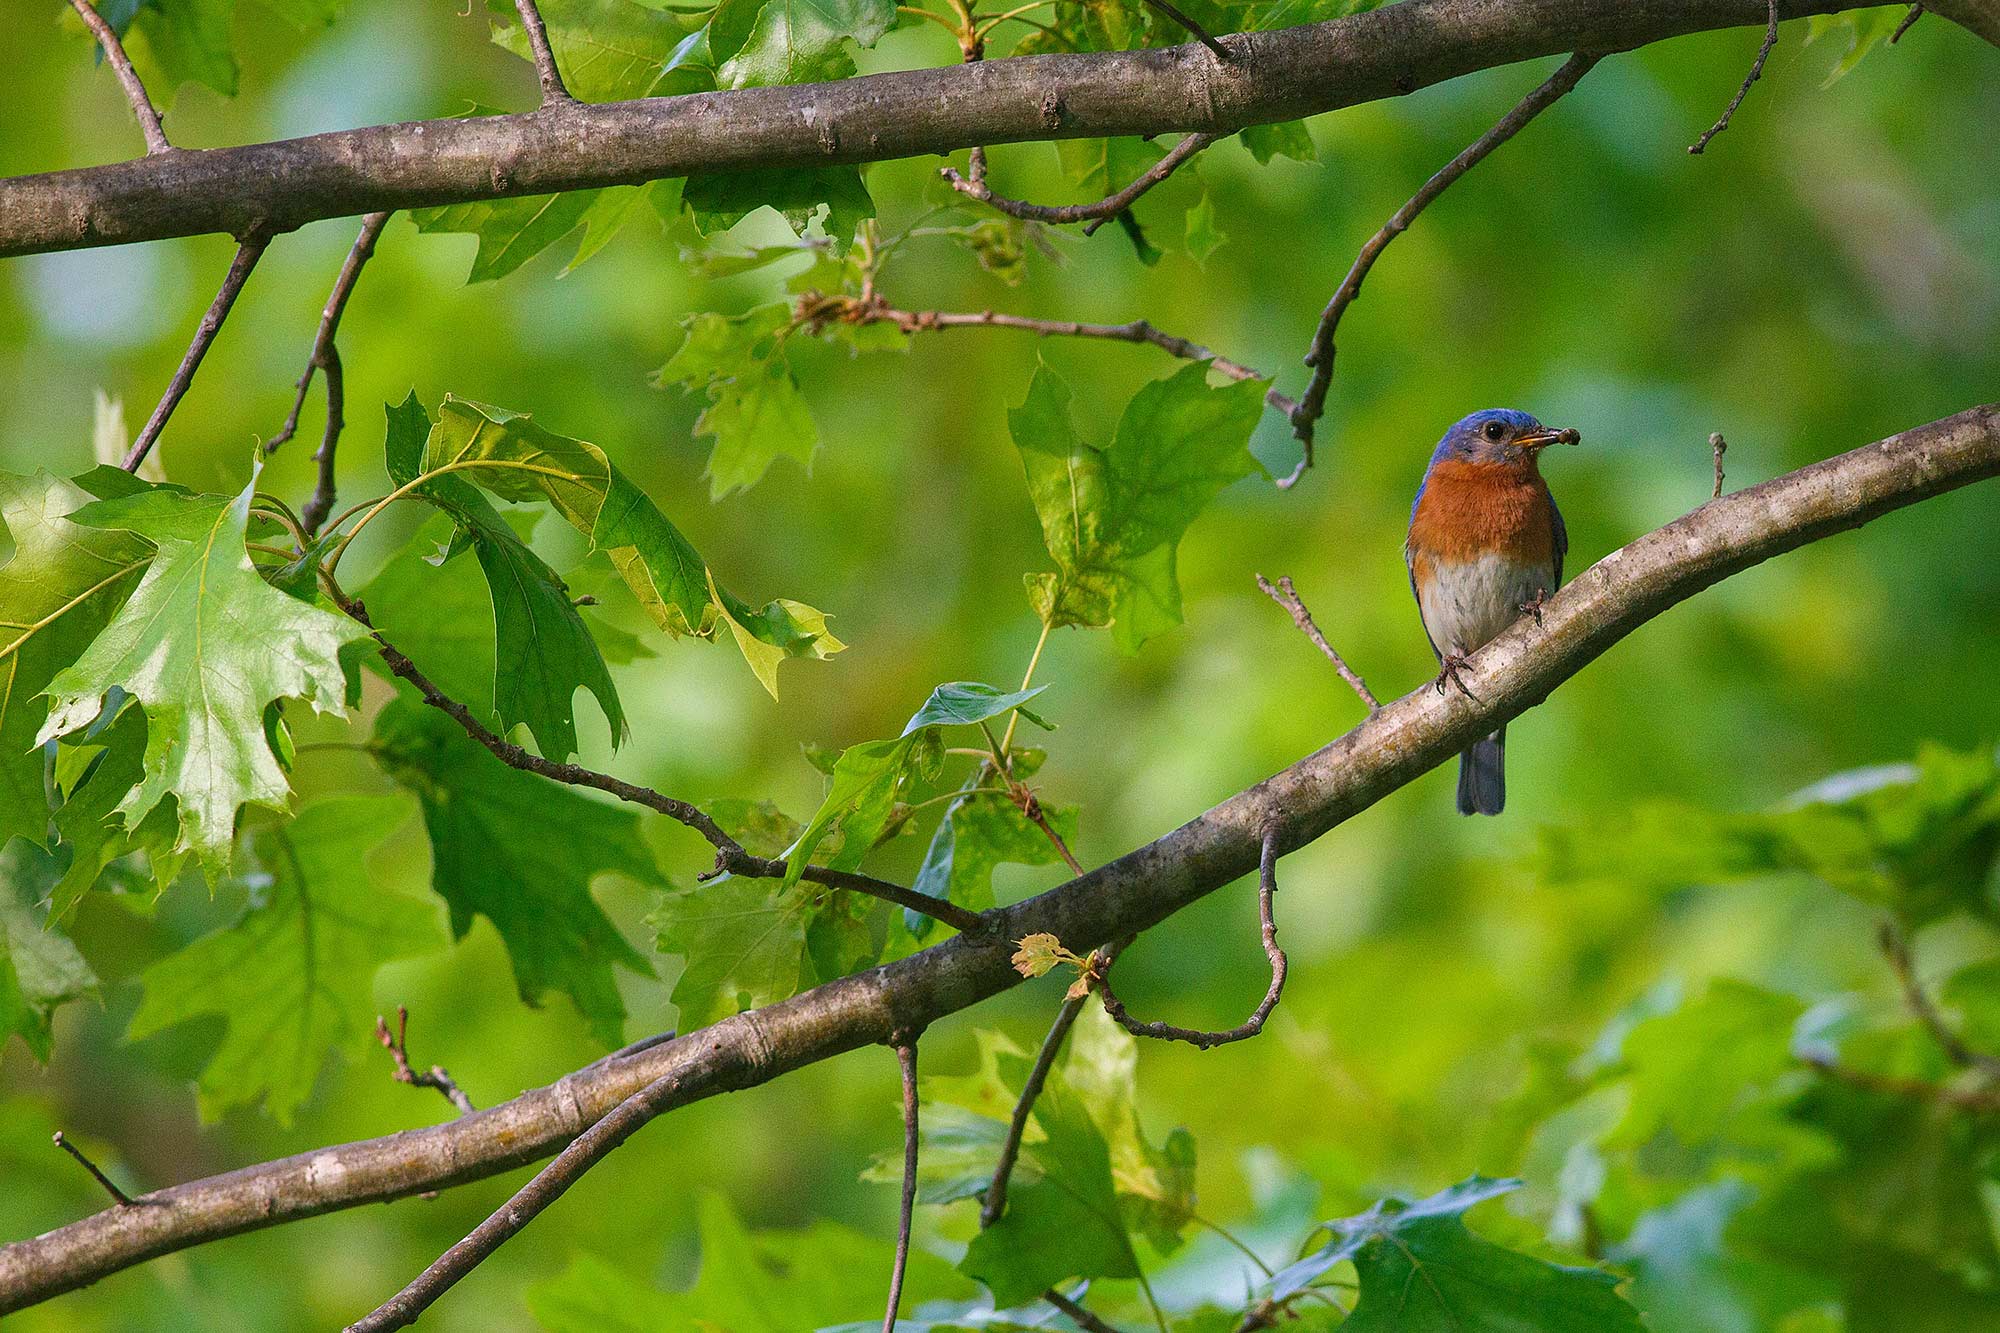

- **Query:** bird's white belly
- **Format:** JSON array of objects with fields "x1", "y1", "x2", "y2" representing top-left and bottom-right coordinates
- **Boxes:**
[{"x1": 1418, "y1": 554, "x2": 1552, "y2": 656}]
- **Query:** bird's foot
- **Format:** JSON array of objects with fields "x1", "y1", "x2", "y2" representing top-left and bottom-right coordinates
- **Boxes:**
[
  {"x1": 1434, "y1": 654, "x2": 1474, "y2": 699},
  {"x1": 1519, "y1": 588, "x2": 1550, "y2": 627}
]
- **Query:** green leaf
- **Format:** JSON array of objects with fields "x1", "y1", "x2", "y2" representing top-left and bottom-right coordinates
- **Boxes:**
[
  {"x1": 1614, "y1": 1181, "x2": 1836, "y2": 1333},
  {"x1": 1064, "y1": 1004, "x2": 1196, "y2": 1254},
  {"x1": 383, "y1": 395, "x2": 626, "y2": 759},
  {"x1": 37, "y1": 471, "x2": 367, "y2": 878},
  {"x1": 1239, "y1": 119, "x2": 1317, "y2": 164},
  {"x1": 910, "y1": 769, "x2": 1075, "y2": 934},
  {"x1": 1184, "y1": 190, "x2": 1225, "y2": 267},
  {"x1": 373, "y1": 699, "x2": 659, "y2": 1047},
  {"x1": 1272, "y1": 1176, "x2": 1645, "y2": 1330},
  {"x1": 484, "y1": 0, "x2": 694, "y2": 101},
  {"x1": 529, "y1": 1192, "x2": 975, "y2": 1332},
  {"x1": 786, "y1": 681, "x2": 1051, "y2": 886},
  {"x1": 418, "y1": 394, "x2": 843, "y2": 697},
  {"x1": 46, "y1": 706, "x2": 185, "y2": 921},
  {"x1": 682, "y1": 166, "x2": 875, "y2": 250},
  {"x1": 1806, "y1": 7, "x2": 1907, "y2": 85},
  {"x1": 0, "y1": 839, "x2": 98, "y2": 1062},
  {"x1": 650, "y1": 874, "x2": 813, "y2": 1029},
  {"x1": 657, "y1": 303, "x2": 820, "y2": 498},
  {"x1": 1057, "y1": 136, "x2": 1163, "y2": 198},
  {"x1": 114, "y1": 0, "x2": 238, "y2": 101},
  {"x1": 412, "y1": 181, "x2": 675, "y2": 283},
  {"x1": 1013, "y1": 358, "x2": 1266, "y2": 652},
  {"x1": 125, "y1": 795, "x2": 442, "y2": 1122},
  {"x1": 960, "y1": 1076, "x2": 1141, "y2": 1306},
  {"x1": 1609, "y1": 979, "x2": 1805, "y2": 1149},
  {"x1": 718, "y1": 0, "x2": 894, "y2": 87},
  {"x1": 0, "y1": 471, "x2": 152, "y2": 848}
]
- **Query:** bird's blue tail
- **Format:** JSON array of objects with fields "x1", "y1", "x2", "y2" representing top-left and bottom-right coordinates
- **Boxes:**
[{"x1": 1457, "y1": 729, "x2": 1505, "y2": 816}]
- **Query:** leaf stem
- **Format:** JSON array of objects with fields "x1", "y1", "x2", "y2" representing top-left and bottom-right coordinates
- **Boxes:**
[{"x1": 998, "y1": 619, "x2": 1052, "y2": 759}]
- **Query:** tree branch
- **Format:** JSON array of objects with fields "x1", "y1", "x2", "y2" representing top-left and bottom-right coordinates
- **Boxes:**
[
  {"x1": 375, "y1": 1007, "x2": 475, "y2": 1116},
  {"x1": 511, "y1": 0, "x2": 578, "y2": 106},
  {"x1": 1256, "y1": 574, "x2": 1379, "y2": 711},
  {"x1": 1688, "y1": 0, "x2": 1779, "y2": 154},
  {"x1": 941, "y1": 132, "x2": 1217, "y2": 235},
  {"x1": 1283, "y1": 51, "x2": 1600, "y2": 486},
  {"x1": 50, "y1": 1134, "x2": 134, "y2": 1208},
  {"x1": 122, "y1": 233, "x2": 270, "y2": 472},
  {"x1": 883, "y1": 1039, "x2": 920, "y2": 1333},
  {"x1": 0, "y1": 0, "x2": 1923, "y2": 258},
  {"x1": 335, "y1": 595, "x2": 987, "y2": 935},
  {"x1": 66, "y1": 0, "x2": 170, "y2": 156},
  {"x1": 805, "y1": 296, "x2": 1296, "y2": 418},
  {"x1": 267, "y1": 211, "x2": 390, "y2": 536},
  {"x1": 5, "y1": 403, "x2": 1996, "y2": 1314},
  {"x1": 1095, "y1": 828, "x2": 1287, "y2": 1049},
  {"x1": 1878, "y1": 920, "x2": 2000, "y2": 1076}
]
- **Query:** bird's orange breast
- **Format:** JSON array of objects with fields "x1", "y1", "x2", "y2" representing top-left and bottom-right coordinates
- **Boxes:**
[{"x1": 1407, "y1": 460, "x2": 1557, "y2": 568}]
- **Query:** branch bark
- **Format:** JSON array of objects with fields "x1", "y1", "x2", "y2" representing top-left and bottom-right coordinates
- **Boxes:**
[
  {"x1": 4, "y1": 402, "x2": 1996, "y2": 1314},
  {"x1": 0, "y1": 0, "x2": 1935, "y2": 258}
]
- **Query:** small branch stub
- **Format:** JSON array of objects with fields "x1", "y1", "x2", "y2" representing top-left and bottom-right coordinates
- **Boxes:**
[
  {"x1": 376, "y1": 1008, "x2": 475, "y2": 1115},
  {"x1": 50, "y1": 1133, "x2": 133, "y2": 1208},
  {"x1": 1710, "y1": 431, "x2": 1728, "y2": 498}
]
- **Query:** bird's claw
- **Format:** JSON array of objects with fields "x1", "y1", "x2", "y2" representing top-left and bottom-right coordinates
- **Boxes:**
[
  {"x1": 1434, "y1": 654, "x2": 1474, "y2": 699},
  {"x1": 1519, "y1": 589, "x2": 1550, "y2": 627}
]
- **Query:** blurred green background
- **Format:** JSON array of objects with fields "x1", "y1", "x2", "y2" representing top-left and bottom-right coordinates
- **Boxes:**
[{"x1": 2, "y1": 3, "x2": 1997, "y2": 1329}]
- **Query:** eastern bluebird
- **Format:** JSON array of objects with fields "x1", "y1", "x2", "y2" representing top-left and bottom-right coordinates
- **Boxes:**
[{"x1": 1405, "y1": 409, "x2": 1579, "y2": 815}]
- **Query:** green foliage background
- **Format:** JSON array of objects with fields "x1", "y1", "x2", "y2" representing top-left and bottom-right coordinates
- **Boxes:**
[{"x1": 1, "y1": 2, "x2": 1998, "y2": 1329}]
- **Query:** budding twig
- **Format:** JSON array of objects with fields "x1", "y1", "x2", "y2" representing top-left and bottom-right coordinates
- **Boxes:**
[
  {"x1": 67, "y1": 0, "x2": 170, "y2": 156},
  {"x1": 376, "y1": 1007, "x2": 475, "y2": 1115},
  {"x1": 941, "y1": 133, "x2": 1217, "y2": 235},
  {"x1": 1256, "y1": 574, "x2": 1380, "y2": 711},
  {"x1": 51, "y1": 1133, "x2": 133, "y2": 1207},
  {"x1": 1689, "y1": 0, "x2": 1778, "y2": 154},
  {"x1": 1286, "y1": 52, "x2": 1601, "y2": 487}
]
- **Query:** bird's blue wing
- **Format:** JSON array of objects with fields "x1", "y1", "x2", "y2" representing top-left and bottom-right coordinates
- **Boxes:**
[{"x1": 1551, "y1": 493, "x2": 1569, "y2": 587}]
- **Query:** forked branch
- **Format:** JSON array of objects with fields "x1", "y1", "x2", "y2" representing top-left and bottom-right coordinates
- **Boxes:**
[
  {"x1": 942, "y1": 133, "x2": 1218, "y2": 234},
  {"x1": 511, "y1": 0, "x2": 577, "y2": 106}
]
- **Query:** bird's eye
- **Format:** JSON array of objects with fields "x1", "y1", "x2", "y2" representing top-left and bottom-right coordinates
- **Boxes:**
[{"x1": 1482, "y1": 420, "x2": 1507, "y2": 442}]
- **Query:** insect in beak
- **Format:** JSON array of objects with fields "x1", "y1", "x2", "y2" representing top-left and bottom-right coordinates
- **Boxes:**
[{"x1": 1517, "y1": 427, "x2": 1581, "y2": 451}]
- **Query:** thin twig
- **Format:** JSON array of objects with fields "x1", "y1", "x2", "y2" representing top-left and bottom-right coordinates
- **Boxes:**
[
  {"x1": 1801, "y1": 1053, "x2": 2000, "y2": 1114},
  {"x1": 123, "y1": 233, "x2": 271, "y2": 472},
  {"x1": 1890, "y1": 3, "x2": 1924, "y2": 42},
  {"x1": 1256, "y1": 575, "x2": 1379, "y2": 710},
  {"x1": 1285, "y1": 52, "x2": 1601, "y2": 487},
  {"x1": 1044, "y1": 1287, "x2": 1132, "y2": 1333},
  {"x1": 883, "y1": 1039, "x2": 920, "y2": 1333},
  {"x1": 1709, "y1": 432, "x2": 1728, "y2": 499},
  {"x1": 1689, "y1": 0, "x2": 1778, "y2": 154},
  {"x1": 50, "y1": 1134, "x2": 132, "y2": 1207},
  {"x1": 512, "y1": 0, "x2": 577, "y2": 105},
  {"x1": 941, "y1": 133, "x2": 1216, "y2": 234},
  {"x1": 269, "y1": 211, "x2": 390, "y2": 536},
  {"x1": 1096, "y1": 828, "x2": 1287, "y2": 1050},
  {"x1": 376, "y1": 1007, "x2": 476, "y2": 1115},
  {"x1": 67, "y1": 0, "x2": 170, "y2": 155},
  {"x1": 805, "y1": 296, "x2": 1296, "y2": 419},
  {"x1": 334, "y1": 594, "x2": 987, "y2": 935},
  {"x1": 1879, "y1": 921, "x2": 2000, "y2": 1076},
  {"x1": 1141, "y1": 0, "x2": 1230, "y2": 60},
  {"x1": 981, "y1": 968, "x2": 1095, "y2": 1227}
]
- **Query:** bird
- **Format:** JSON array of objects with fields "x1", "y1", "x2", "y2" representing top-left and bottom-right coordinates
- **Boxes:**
[{"x1": 1405, "y1": 409, "x2": 1579, "y2": 815}]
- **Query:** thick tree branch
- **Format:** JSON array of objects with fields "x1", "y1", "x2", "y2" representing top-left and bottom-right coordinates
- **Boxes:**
[
  {"x1": 2, "y1": 0, "x2": 1940, "y2": 259},
  {"x1": 4, "y1": 403, "x2": 1995, "y2": 1314},
  {"x1": 66, "y1": 0, "x2": 170, "y2": 156},
  {"x1": 1095, "y1": 828, "x2": 1287, "y2": 1049},
  {"x1": 122, "y1": 233, "x2": 269, "y2": 472},
  {"x1": 268, "y1": 211, "x2": 390, "y2": 536},
  {"x1": 1284, "y1": 51, "x2": 1600, "y2": 486},
  {"x1": 941, "y1": 132, "x2": 1217, "y2": 234}
]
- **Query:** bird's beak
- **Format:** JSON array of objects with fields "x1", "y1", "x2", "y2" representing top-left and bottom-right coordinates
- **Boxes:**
[{"x1": 1518, "y1": 427, "x2": 1581, "y2": 451}]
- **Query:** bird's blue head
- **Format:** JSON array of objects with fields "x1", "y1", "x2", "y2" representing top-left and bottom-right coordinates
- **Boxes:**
[{"x1": 1431, "y1": 409, "x2": 1580, "y2": 467}]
